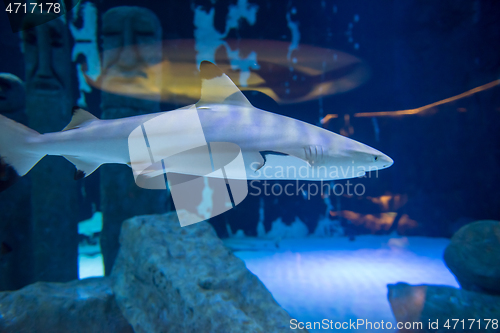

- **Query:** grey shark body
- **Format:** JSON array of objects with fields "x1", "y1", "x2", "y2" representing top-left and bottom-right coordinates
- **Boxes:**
[{"x1": 0, "y1": 61, "x2": 393, "y2": 188}]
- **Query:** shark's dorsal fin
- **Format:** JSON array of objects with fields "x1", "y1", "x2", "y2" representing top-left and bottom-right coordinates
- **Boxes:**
[
  {"x1": 62, "y1": 107, "x2": 99, "y2": 131},
  {"x1": 197, "y1": 61, "x2": 253, "y2": 108}
]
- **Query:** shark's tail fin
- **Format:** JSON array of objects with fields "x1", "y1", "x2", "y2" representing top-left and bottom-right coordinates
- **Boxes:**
[{"x1": 0, "y1": 114, "x2": 44, "y2": 191}]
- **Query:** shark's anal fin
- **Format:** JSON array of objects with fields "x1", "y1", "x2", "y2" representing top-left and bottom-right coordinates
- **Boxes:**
[
  {"x1": 197, "y1": 61, "x2": 254, "y2": 108},
  {"x1": 62, "y1": 107, "x2": 99, "y2": 131},
  {"x1": 63, "y1": 155, "x2": 101, "y2": 180}
]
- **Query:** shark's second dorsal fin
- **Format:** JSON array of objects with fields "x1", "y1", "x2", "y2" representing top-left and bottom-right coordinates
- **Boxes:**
[
  {"x1": 62, "y1": 107, "x2": 99, "y2": 131},
  {"x1": 197, "y1": 61, "x2": 253, "y2": 108}
]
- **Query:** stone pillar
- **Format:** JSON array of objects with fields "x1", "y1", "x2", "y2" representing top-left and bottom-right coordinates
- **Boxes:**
[
  {"x1": 99, "y1": 6, "x2": 169, "y2": 274},
  {"x1": 0, "y1": 73, "x2": 34, "y2": 290},
  {"x1": 21, "y1": 14, "x2": 79, "y2": 282}
]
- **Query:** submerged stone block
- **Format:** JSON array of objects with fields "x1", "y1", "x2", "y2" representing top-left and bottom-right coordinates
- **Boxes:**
[
  {"x1": 111, "y1": 211, "x2": 306, "y2": 333},
  {"x1": 444, "y1": 220, "x2": 500, "y2": 295},
  {"x1": 0, "y1": 277, "x2": 133, "y2": 333},
  {"x1": 388, "y1": 283, "x2": 500, "y2": 333}
]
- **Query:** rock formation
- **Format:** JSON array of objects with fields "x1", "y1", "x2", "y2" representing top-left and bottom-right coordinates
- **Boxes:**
[
  {"x1": 0, "y1": 278, "x2": 133, "y2": 333},
  {"x1": 388, "y1": 283, "x2": 500, "y2": 333},
  {"x1": 0, "y1": 211, "x2": 305, "y2": 332},
  {"x1": 111, "y1": 211, "x2": 306, "y2": 333},
  {"x1": 444, "y1": 220, "x2": 500, "y2": 295}
]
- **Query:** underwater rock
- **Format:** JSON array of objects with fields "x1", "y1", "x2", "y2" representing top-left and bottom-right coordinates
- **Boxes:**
[
  {"x1": 443, "y1": 220, "x2": 500, "y2": 295},
  {"x1": 0, "y1": 277, "x2": 133, "y2": 333},
  {"x1": 388, "y1": 283, "x2": 500, "y2": 333},
  {"x1": 111, "y1": 211, "x2": 306, "y2": 333},
  {"x1": 99, "y1": 6, "x2": 167, "y2": 275}
]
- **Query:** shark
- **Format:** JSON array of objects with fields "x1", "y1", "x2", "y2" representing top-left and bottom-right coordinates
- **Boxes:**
[{"x1": 0, "y1": 61, "x2": 393, "y2": 191}]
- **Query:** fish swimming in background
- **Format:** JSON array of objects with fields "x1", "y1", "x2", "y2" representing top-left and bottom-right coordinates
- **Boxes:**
[{"x1": 0, "y1": 61, "x2": 392, "y2": 192}]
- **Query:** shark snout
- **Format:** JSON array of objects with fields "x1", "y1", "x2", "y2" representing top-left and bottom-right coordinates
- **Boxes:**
[
  {"x1": 360, "y1": 142, "x2": 393, "y2": 170},
  {"x1": 380, "y1": 154, "x2": 394, "y2": 168}
]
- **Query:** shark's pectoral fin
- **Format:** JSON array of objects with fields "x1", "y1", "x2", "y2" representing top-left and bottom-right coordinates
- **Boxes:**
[
  {"x1": 63, "y1": 156, "x2": 101, "y2": 180},
  {"x1": 257, "y1": 149, "x2": 313, "y2": 170},
  {"x1": 62, "y1": 107, "x2": 99, "y2": 131},
  {"x1": 247, "y1": 150, "x2": 310, "y2": 173},
  {"x1": 258, "y1": 150, "x2": 289, "y2": 170},
  {"x1": 243, "y1": 151, "x2": 265, "y2": 173}
]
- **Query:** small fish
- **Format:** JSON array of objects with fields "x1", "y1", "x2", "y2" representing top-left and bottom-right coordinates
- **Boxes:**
[{"x1": 0, "y1": 61, "x2": 392, "y2": 191}]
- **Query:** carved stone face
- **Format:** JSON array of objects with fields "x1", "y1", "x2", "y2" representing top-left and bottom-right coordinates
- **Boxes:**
[
  {"x1": 0, "y1": 74, "x2": 25, "y2": 114},
  {"x1": 101, "y1": 6, "x2": 162, "y2": 111},
  {"x1": 22, "y1": 16, "x2": 73, "y2": 97}
]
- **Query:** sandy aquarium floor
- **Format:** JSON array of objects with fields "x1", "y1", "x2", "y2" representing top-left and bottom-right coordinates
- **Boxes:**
[
  {"x1": 79, "y1": 232, "x2": 458, "y2": 332},
  {"x1": 228, "y1": 236, "x2": 459, "y2": 332}
]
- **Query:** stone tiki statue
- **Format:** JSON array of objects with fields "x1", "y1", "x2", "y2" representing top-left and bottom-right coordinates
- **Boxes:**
[
  {"x1": 99, "y1": 6, "x2": 170, "y2": 274},
  {"x1": 22, "y1": 14, "x2": 79, "y2": 283}
]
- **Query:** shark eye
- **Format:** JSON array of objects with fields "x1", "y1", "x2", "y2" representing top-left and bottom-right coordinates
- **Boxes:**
[{"x1": 374, "y1": 156, "x2": 379, "y2": 162}]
